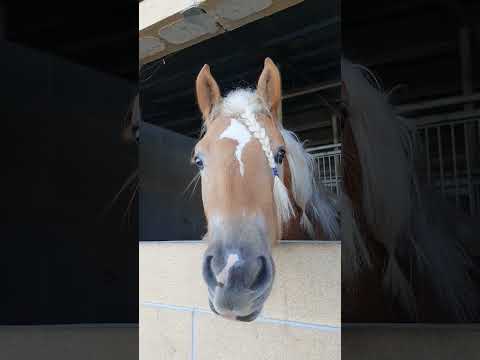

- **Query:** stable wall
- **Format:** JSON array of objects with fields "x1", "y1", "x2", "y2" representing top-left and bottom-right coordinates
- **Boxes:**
[
  {"x1": 140, "y1": 122, "x2": 205, "y2": 240},
  {"x1": 139, "y1": 241, "x2": 341, "y2": 360},
  {"x1": 0, "y1": 40, "x2": 137, "y2": 325}
]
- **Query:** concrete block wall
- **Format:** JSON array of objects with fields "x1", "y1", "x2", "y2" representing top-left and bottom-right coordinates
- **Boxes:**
[{"x1": 139, "y1": 241, "x2": 341, "y2": 360}]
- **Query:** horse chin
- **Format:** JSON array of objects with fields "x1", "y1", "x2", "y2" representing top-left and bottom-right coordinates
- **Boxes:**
[
  {"x1": 235, "y1": 309, "x2": 262, "y2": 322},
  {"x1": 208, "y1": 299, "x2": 262, "y2": 322}
]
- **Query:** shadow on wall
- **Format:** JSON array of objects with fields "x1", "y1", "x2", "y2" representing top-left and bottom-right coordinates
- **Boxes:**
[
  {"x1": 0, "y1": 40, "x2": 138, "y2": 324},
  {"x1": 140, "y1": 122, "x2": 205, "y2": 240}
]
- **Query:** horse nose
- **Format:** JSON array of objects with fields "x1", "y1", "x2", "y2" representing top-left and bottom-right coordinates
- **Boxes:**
[
  {"x1": 224, "y1": 255, "x2": 269, "y2": 291},
  {"x1": 243, "y1": 255, "x2": 270, "y2": 291},
  {"x1": 202, "y1": 253, "x2": 272, "y2": 292}
]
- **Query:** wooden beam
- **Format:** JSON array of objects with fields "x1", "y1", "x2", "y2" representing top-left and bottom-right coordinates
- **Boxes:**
[{"x1": 139, "y1": 0, "x2": 304, "y2": 65}]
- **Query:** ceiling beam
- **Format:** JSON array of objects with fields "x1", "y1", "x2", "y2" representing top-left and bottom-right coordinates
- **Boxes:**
[
  {"x1": 139, "y1": 0, "x2": 304, "y2": 64},
  {"x1": 283, "y1": 80, "x2": 341, "y2": 99},
  {"x1": 396, "y1": 92, "x2": 480, "y2": 114}
]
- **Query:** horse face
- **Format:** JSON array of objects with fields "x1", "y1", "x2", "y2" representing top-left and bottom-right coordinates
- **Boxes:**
[
  {"x1": 195, "y1": 111, "x2": 286, "y2": 243},
  {"x1": 195, "y1": 59, "x2": 286, "y2": 321}
]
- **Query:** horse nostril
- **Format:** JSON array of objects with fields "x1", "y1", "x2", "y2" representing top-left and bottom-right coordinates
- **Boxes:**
[
  {"x1": 202, "y1": 256, "x2": 218, "y2": 288},
  {"x1": 249, "y1": 256, "x2": 269, "y2": 291}
]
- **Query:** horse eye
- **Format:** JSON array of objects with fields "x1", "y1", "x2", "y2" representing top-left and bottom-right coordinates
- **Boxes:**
[
  {"x1": 274, "y1": 148, "x2": 286, "y2": 164},
  {"x1": 194, "y1": 156, "x2": 204, "y2": 170}
]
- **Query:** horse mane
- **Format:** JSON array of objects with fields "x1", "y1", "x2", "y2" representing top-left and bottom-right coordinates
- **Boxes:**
[
  {"x1": 342, "y1": 58, "x2": 417, "y2": 311},
  {"x1": 342, "y1": 57, "x2": 478, "y2": 320},
  {"x1": 281, "y1": 129, "x2": 339, "y2": 240}
]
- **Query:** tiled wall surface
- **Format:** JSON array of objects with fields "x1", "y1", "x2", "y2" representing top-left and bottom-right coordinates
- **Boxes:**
[{"x1": 139, "y1": 241, "x2": 341, "y2": 360}]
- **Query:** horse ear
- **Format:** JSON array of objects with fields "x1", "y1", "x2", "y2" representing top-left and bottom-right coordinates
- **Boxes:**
[
  {"x1": 257, "y1": 58, "x2": 282, "y2": 121},
  {"x1": 196, "y1": 64, "x2": 221, "y2": 122}
]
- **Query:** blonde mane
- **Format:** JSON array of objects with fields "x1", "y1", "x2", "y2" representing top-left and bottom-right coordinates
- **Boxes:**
[{"x1": 281, "y1": 129, "x2": 339, "y2": 240}]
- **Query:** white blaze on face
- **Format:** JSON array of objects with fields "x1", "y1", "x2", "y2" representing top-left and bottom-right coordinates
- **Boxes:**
[
  {"x1": 216, "y1": 254, "x2": 240, "y2": 285},
  {"x1": 219, "y1": 118, "x2": 252, "y2": 176}
]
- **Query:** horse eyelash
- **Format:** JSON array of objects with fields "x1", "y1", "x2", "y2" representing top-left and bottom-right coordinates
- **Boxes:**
[{"x1": 190, "y1": 149, "x2": 198, "y2": 164}]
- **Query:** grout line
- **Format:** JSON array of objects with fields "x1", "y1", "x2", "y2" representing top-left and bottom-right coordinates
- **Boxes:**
[
  {"x1": 141, "y1": 302, "x2": 340, "y2": 332},
  {"x1": 191, "y1": 310, "x2": 196, "y2": 360},
  {"x1": 254, "y1": 316, "x2": 340, "y2": 332},
  {"x1": 142, "y1": 302, "x2": 194, "y2": 313}
]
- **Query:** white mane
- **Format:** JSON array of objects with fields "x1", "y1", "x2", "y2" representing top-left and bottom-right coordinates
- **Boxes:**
[
  {"x1": 213, "y1": 88, "x2": 339, "y2": 240},
  {"x1": 281, "y1": 129, "x2": 339, "y2": 240},
  {"x1": 222, "y1": 88, "x2": 266, "y2": 117}
]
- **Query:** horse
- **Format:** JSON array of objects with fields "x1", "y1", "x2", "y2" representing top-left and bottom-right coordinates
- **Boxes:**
[
  {"x1": 122, "y1": 92, "x2": 140, "y2": 145},
  {"x1": 193, "y1": 58, "x2": 339, "y2": 321},
  {"x1": 340, "y1": 58, "x2": 479, "y2": 322}
]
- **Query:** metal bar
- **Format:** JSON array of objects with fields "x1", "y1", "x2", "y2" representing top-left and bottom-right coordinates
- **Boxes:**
[
  {"x1": 333, "y1": 153, "x2": 339, "y2": 195},
  {"x1": 464, "y1": 124, "x2": 473, "y2": 215},
  {"x1": 329, "y1": 155, "x2": 333, "y2": 192},
  {"x1": 331, "y1": 113, "x2": 341, "y2": 194},
  {"x1": 450, "y1": 124, "x2": 459, "y2": 207},
  {"x1": 437, "y1": 127, "x2": 445, "y2": 195},
  {"x1": 425, "y1": 128, "x2": 432, "y2": 185},
  {"x1": 413, "y1": 109, "x2": 480, "y2": 127},
  {"x1": 282, "y1": 81, "x2": 342, "y2": 100},
  {"x1": 337, "y1": 152, "x2": 342, "y2": 195},
  {"x1": 307, "y1": 143, "x2": 342, "y2": 152},
  {"x1": 420, "y1": 117, "x2": 480, "y2": 129},
  {"x1": 289, "y1": 120, "x2": 331, "y2": 133},
  {"x1": 316, "y1": 159, "x2": 321, "y2": 187},
  {"x1": 322, "y1": 156, "x2": 327, "y2": 181},
  {"x1": 395, "y1": 93, "x2": 480, "y2": 114}
]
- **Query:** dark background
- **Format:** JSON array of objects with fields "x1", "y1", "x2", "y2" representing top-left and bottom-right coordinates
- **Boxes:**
[
  {"x1": 342, "y1": 0, "x2": 480, "y2": 358},
  {"x1": 1, "y1": 2, "x2": 138, "y2": 324},
  {"x1": 343, "y1": 0, "x2": 480, "y2": 106}
]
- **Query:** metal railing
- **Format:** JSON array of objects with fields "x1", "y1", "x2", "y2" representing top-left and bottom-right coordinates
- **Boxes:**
[
  {"x1": 308, "y1": 143, "x2": 342, "y2": 196},
  {"x1": 415, "y1": 116, "x2": 480, "y2": 216},
  {"x1": 308, "y1": 115, "x2": 479, "y2": 216}
]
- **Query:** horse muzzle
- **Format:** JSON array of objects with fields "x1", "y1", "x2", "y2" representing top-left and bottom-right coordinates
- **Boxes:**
[{"x1": 202, "y1": 238, "x2": 275, "y2": 322}]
